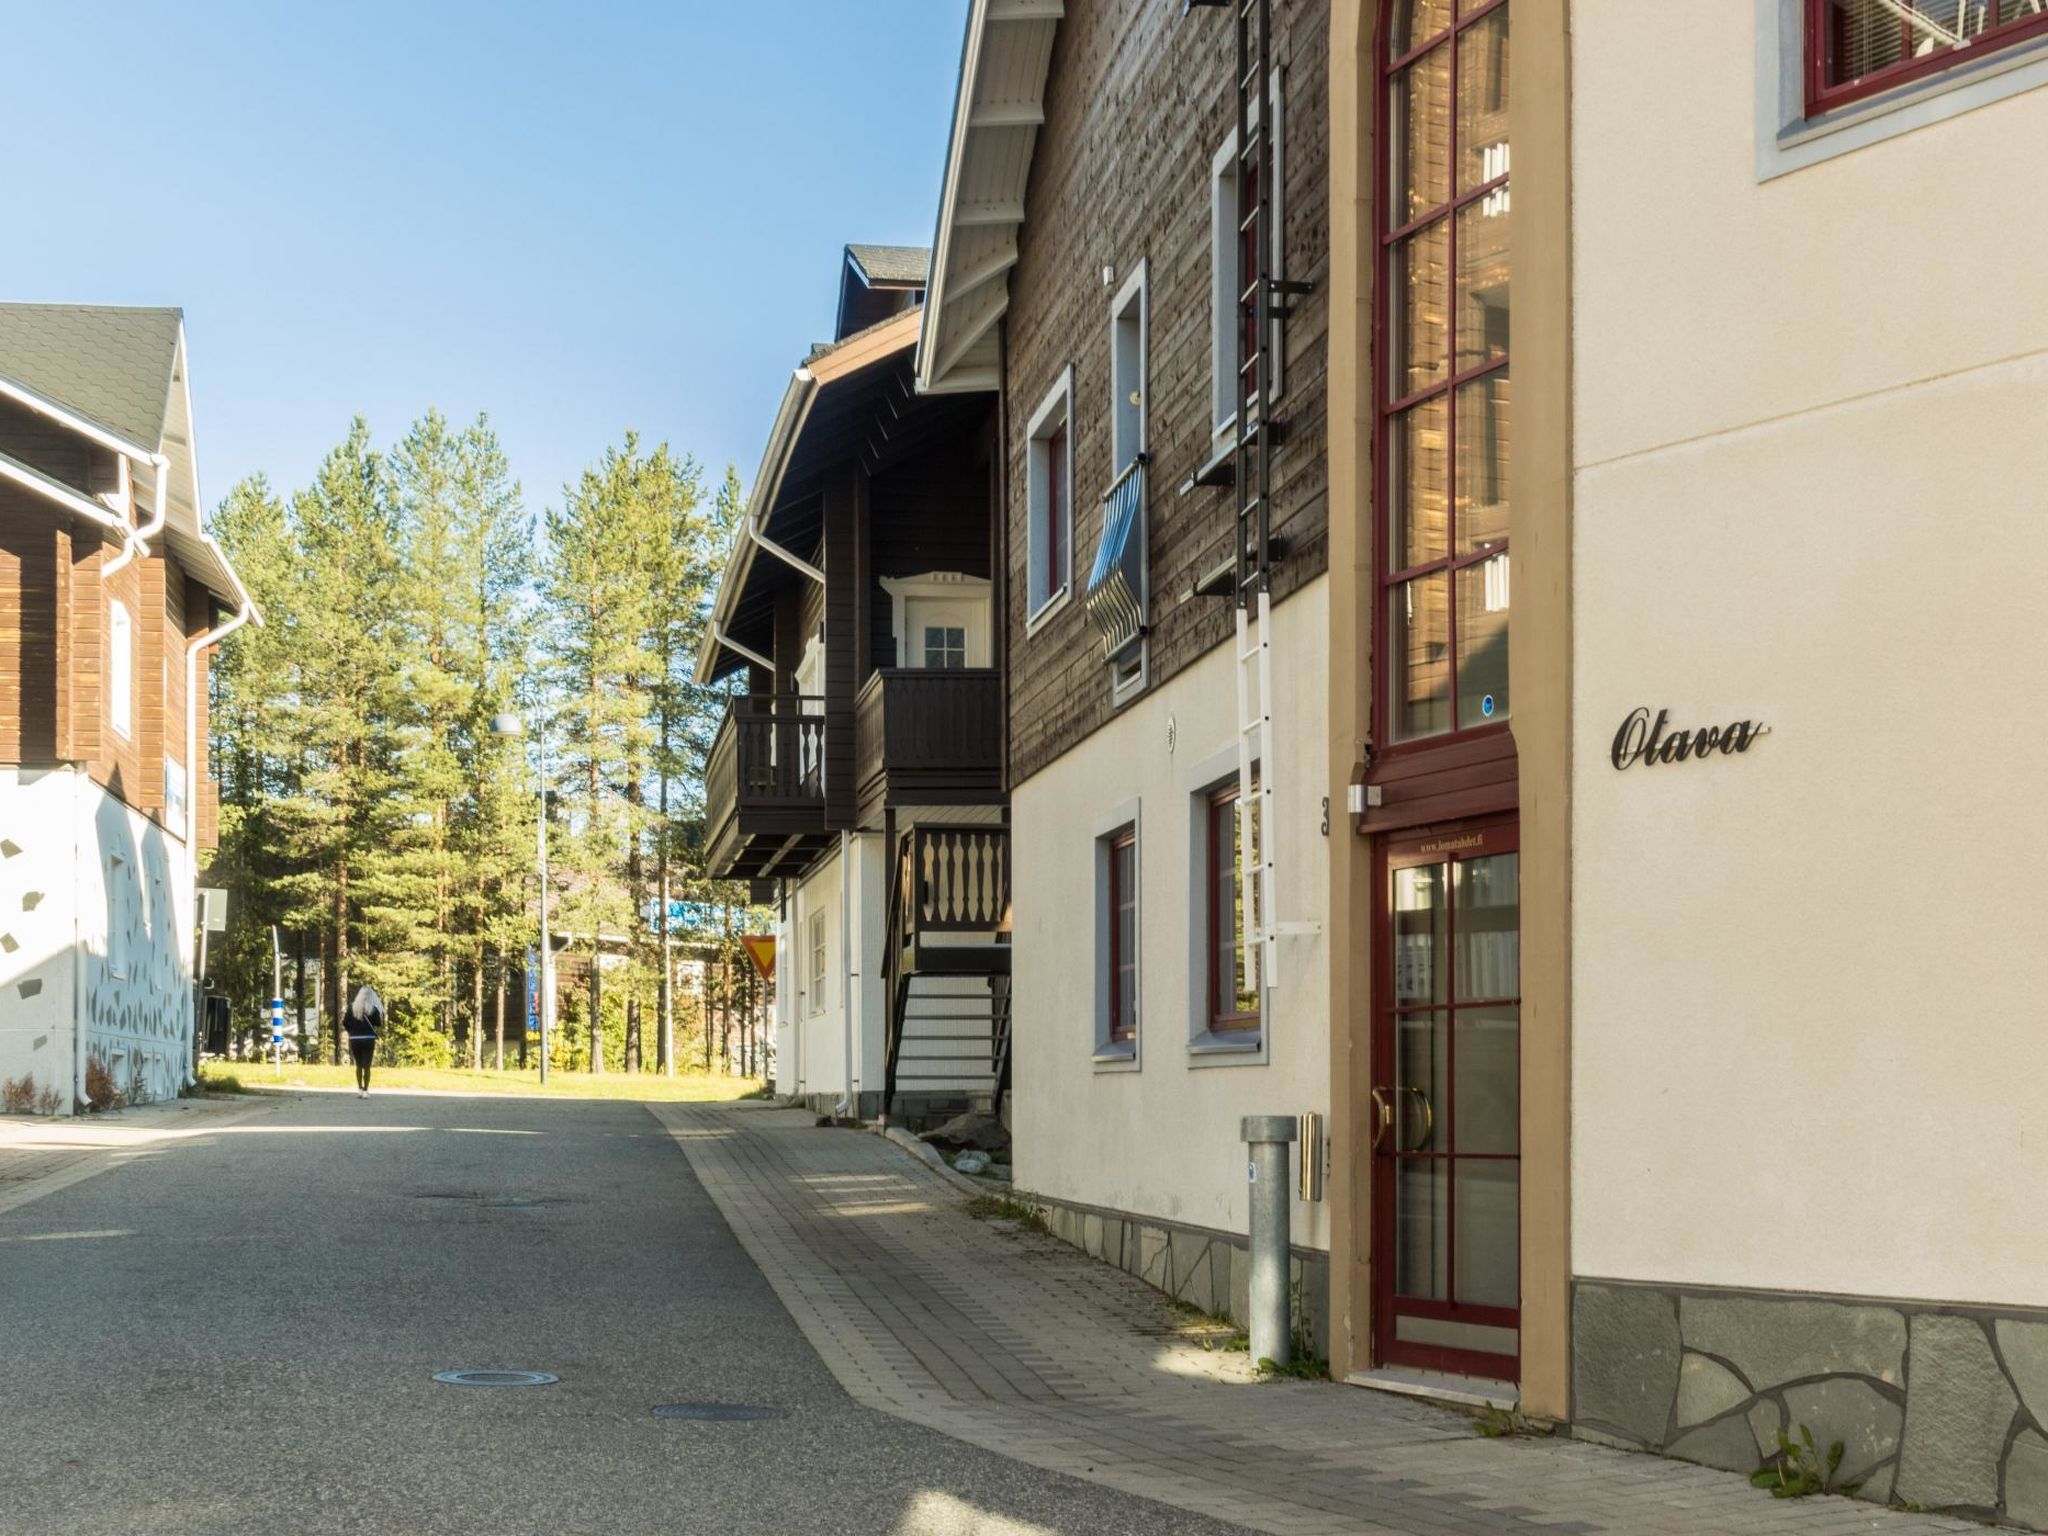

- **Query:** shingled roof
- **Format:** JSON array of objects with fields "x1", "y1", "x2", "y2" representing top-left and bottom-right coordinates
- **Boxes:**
[
  {"x1": 0, "y1": 304, "x2": 183, "y2": 453},
  {"x1": 846, "y1": 244, "x2": 930, "y2": 288}
]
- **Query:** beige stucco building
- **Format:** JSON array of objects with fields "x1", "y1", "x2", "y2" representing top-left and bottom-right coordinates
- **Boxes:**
[{"x1": 1319, "y1": 0, "x2": 2048, "y2": 1524}]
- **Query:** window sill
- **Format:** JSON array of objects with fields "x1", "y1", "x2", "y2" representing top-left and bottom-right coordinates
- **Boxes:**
[
  {"x1": 1188, "y1": 1029, "x2": 1263, "y2": 1063},
  {"x1": 1757, "y1": 3, "x2": 2048, "y2": 180},
  {"x1": 1024, "y1": 587, "x2": 1071, "y2": 638},
  {"x1": 1093, "y1": 1040, "x2": 1139, "y2": 1072}
]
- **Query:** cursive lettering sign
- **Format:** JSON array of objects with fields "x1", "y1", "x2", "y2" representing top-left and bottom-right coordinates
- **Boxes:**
[{"x1": 1610, "y1": 707, "x2": 1769, "y2": 771}]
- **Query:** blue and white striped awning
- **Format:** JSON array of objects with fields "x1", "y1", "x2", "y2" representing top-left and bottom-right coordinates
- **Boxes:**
[{"x1": 1085, "y1": 460, "x2": 1146, "y2": 665}]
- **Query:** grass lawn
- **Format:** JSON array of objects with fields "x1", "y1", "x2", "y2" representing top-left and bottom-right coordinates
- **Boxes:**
[{"x1": 199, "y1": 1059, "x2": 765, "y2": 1103}]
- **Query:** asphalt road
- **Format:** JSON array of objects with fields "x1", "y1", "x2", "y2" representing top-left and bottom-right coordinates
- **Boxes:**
[{"x1": 0, "y1": 1089, "x2": 1249, "y2": 1536}]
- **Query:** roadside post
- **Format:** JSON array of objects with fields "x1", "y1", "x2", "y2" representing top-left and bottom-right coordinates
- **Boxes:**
[
  {"x1": 1242, "y1": 1115, "x2": 1298, "y2": 1367},
  {"x1": 269, "y1": 924, "x2": 285, "y2": 1074}
]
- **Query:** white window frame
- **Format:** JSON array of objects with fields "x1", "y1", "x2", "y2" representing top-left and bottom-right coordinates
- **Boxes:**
[
  {"x1": 1109, "y1": 260, "x2": 1148, "y2": 477},
  {"x1": 1757, "y1": 0, "x2": 2048, "y2": 179},
  {"x1": 108, "y1": 599, "x2": 133, "y2": 740},
  {"x1": 807, "y1": 907, "x2": 828, "y2": 1017},
  {"x1": 1025, "y1": 368, "x2": 1074, "y2": 631},
  {"x1": 1092, "y1": 798, "x2": 1143, "y2": 1071},
  {"x1": 880, "y1": 573, "x2": 993, "y2": 668},
  {"x1": 1210, "y1": 68, "x2": 1287, "y2": 443}
]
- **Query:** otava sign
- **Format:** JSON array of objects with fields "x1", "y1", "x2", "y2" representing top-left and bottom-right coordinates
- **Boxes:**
[{"x1": 1610, "y1": 707, "x2": 1769, "y2": 771}]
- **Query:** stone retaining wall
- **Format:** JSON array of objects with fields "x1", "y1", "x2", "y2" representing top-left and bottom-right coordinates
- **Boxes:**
[
  {"x1": 1575, "y1": 1279, "x2": 2048, "y2": 1528},
  {"x1": 1024, "y1": 1191, "x2": 1331, "y2": 1361}
]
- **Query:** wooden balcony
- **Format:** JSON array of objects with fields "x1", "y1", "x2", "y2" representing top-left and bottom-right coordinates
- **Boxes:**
[
  {"x1": 853, "y1": 668, "x2": 1003, "y2": 824},
  {"x1": 704, "y1": 695, "x2": 831, "y2": 880}
]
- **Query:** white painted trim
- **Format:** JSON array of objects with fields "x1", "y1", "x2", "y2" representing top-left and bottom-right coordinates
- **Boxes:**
[
  {"x1": 1109, "y1": 259, "x2": 1149, "y2": 476},
  {"x1": 1209, "y1": 68, "x2": 1287, "y2": 442},
  {"x1": 1024, "y1": 367, "x2": 1074, "y2": 629},
  {"x1": 0, "y1": 372, "x2": 153, "y2": 461},
  {"x1": 880, "y1": 573, "x2": 993, "y2": 668},
  {"x1": 108, "y1": 601, "x2": 134, "y2": 741},
  {"x1": 1756, "y1": 0, "x2": 2048, "y2": 179}
]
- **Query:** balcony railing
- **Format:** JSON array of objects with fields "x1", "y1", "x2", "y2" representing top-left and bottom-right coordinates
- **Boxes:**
[
  {"x1": 896, "y1": 824, "x2": 1010, "y2": 942},
  {"x1": 853, "y1": 668, "x2": 1002, "y2": 819},
  {"x1": 704, "y1": 694, "x2": 828, "y2": 878}
]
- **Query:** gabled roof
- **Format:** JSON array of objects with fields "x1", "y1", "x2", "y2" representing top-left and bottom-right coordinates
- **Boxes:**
[
  {"x1": 0, "y1": 303, "x2": 254, "y2": 617},
  {"x1": 846, "y1": 244, "x2": 931, "y2": 289},
  {"x1": 696, "y1": 309, "x2": 925, "y2": 684},
  {"x1": 916, "y1": 0, "x2": 1063, "y2": 396},
  {"x1": 0, "y1": 305, "x2": 182, "y2": 455}
]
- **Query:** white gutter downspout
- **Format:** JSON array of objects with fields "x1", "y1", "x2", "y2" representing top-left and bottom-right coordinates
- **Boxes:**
[
  {"x1": 833, "y1": 830, "x2": 856, "y2": 1118},
  {"x1": 182, "y1": 593, "x2": 255, "y2": 1081},
  {"x1": 103, "y1": 452, "x2": 172, "y2": 580},
  {"x1": 747, "y1": 512, "x2": 826, "y2": 587},
  {"x1": 710, "y1": 622, "x2": 777, "y2": 677}
]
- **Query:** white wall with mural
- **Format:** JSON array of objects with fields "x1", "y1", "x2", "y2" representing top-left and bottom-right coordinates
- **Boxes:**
[{"x1": 0, "y1": 766, "x2": 193, "y2": 1113}]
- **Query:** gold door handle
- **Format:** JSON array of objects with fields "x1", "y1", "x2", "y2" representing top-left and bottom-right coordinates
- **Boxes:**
[
  {"x1": 1398, "y1": 1086, "x2": 1435, "y2": 1152},
  {"x1": 1369, "y1": 1087, "x2": 1393, "y2": 1152}
]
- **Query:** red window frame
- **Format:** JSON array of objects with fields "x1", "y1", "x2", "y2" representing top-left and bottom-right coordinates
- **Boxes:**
[
  {"x1": 1107, "y1": 827, "x2": 1138, "y2": 1043},
  {"x1": 1206, "y1": 784, "x2": 1261, "y2": 1034},
  {"x1": 1807, "y1": 0, "x2": 2048, "y2": 114},
  {"x1": 1374, "y1": 0, "x2": 1513, "y2": 758}
]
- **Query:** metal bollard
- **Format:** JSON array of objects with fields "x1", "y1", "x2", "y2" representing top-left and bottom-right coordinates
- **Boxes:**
[{"x1": 1241, "y1": 1114, "x2": 1298, "y2": 1366}]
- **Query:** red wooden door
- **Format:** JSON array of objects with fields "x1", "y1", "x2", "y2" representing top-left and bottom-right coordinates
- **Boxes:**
[{"x1": 1370, "y1": 814, "x2": 1521, "y2": 1381}]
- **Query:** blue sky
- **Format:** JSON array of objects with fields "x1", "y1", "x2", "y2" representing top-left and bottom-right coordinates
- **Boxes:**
[{"x1": 4, "y1": 1, "x2": 966, "y2": 518}]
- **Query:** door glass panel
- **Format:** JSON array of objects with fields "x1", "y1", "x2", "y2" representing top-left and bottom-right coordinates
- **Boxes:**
[
  {"x1": 1453, "y1": 1006, "x2": 1517, "y2": 1154},
  {"x1": 1453, "y1": 852, "x2": 1519, "y2": 998},
  {"x1": 1455, "y1": 557, "x2": 1510, "y2": 730},
  {"x1": 1395, "y1": 1010, "x2": 1446, "y2": 1153},
  {"x1": 1453, "y1": 1160, "x2": 1518, "y2": 1308},
  {"x1": 1392, "y1": 864, "x2": 1446, "y2": 1005},
  {"x1": 1394, "y1": 1159, "x2": 1447, "y2": 1300},
  {"x1": 1389, "y1": 396, "x2": 1448, "y2": 573},
  {"x1": 1389, "y1": 572, "x2": 1450, "y2": 741},
  {"x1": 924, "y1": 625, "x2": 967, "y2": 669}
]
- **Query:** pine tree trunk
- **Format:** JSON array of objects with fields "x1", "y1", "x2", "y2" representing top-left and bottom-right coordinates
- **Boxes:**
[
  {"x1": 331, "y1": 862, "x2": 349, "y2": 1065},
  {"x1": 493, "y1": 960, "x2": 506, "y2": 1072},
  {"x1": 625, "y1": 998, "x2": 640, "y2": 1075},
  {"x1": 588, "y1": 958, "x2": 602, "y2": 1074},
  {"x1": 471, "y1": 948, "x2": 485, "y2": 1069}
]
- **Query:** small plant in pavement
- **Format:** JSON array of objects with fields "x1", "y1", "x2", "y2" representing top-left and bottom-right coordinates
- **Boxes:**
[
  {"x1": 1752, "y1": 1425, "x2": 1861, "y2": 1499},
  {"x1": 965, "y1": 1194, "x2": 1049, "y2": 1234}
]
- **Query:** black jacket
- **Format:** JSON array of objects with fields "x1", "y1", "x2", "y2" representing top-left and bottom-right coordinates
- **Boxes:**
[{"x1": 345, "y1": 985, "x2": 384, "y2": 1041}]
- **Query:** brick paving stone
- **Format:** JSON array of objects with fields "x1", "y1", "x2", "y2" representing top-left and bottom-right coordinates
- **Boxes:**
[{"x1": 654, "y1": 1101, "x2": 1987, "y2": 1536}]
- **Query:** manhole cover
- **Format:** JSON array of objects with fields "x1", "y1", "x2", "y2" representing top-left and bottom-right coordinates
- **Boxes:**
[
  {"x1": 434, "y1": 1370, "x2": 558, "y2": 1388},
  {"x1": 652, "y1": 1403, "x2": 786, "y2": 1422}
]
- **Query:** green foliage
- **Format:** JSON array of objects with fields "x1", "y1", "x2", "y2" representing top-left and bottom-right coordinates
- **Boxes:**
[
  {"x1": 966, "y1": 1195, "x2": 1051, "y2": 1234},
  {"x1": 1751, "y1": 1425, "x2": 1861, "y2": 1499},
  {"x1": 206, "y1": 414, "x2": 765, "y2": 1074}
]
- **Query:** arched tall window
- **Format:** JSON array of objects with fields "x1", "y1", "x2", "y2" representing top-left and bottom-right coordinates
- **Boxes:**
[{"x1": 1381, "y1": 0, "x2": 1511, "y2": 745}]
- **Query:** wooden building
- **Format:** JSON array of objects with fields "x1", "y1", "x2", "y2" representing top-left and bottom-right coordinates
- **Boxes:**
[
  {"x1": 0, "y1": 305, "x2": 257, "y2": 1111},
  {"x1": 917, "y1": 0, "x2": 1337, "y2": 1348},
  {"x1": 697, "y1": 248, "x2": 1009, "y2": 1122}
]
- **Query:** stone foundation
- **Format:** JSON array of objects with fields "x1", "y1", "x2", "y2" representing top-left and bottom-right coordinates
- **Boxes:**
[
  {"x1": 1574, "y1": 1279, "x2": 2048, "y2": 1528},
  {"x1": 1024, "y1": 1191, "x2": 1331, "y2": 1362}
]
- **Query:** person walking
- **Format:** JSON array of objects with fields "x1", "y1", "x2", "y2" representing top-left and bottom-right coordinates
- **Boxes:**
[{"x1": 345, "y1": 984, "x2": 383, "y2": 1097}]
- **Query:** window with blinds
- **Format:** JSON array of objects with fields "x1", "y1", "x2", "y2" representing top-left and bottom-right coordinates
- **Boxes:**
[{"x1": 1810, "y1": 0, "x2": 2048, "y2": 111}]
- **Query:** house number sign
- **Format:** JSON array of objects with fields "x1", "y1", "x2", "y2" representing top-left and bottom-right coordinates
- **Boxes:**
[{"x1": 1611, "y1": 707, "x2": 1769, "y2": 771}]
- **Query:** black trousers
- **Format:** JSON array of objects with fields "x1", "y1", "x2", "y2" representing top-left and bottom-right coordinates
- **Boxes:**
[{"x1": 348, "y1": 1038, "x2": 375, "y2": 1090}]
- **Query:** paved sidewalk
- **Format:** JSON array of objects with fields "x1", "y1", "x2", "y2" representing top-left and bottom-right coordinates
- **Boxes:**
[
  {"x1": 0, "y1": 1093, "x2": 274, "y2": 1218},
  {"x1": 655, "y1": 1100, "x2": 1984, "y2": 1536}
]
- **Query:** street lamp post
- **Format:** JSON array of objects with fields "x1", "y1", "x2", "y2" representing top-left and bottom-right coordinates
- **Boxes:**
[{"x1": 492, "y1": 712, "x2": 551, "y2": 1085}]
